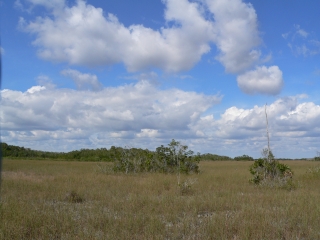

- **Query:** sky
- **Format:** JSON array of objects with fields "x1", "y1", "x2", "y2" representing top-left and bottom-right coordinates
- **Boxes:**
[{"x1": 0, "y1": 0, "x2": 320, "y2": 158}]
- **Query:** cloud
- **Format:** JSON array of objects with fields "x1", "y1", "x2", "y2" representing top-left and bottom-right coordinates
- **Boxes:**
[
  {"x1": 21, "y1": 0, "x2": 214, "y2": 72},
  {"x1": 61, "y1": 69, "x2": 103, "y2": 91},
  {"x1": 20, "y1": 0, "x2": 263, "y2": 73},
  {"x1": 236, "y1": 66, "x2": 283, "y2": 95},
  {"x1": 26, "y1": 0, "x2": 65, "y2": 10},
  {"x1": 284, "y1": 25, "x2": 320, "y2": 57},
  {"x1": 205, "y1": 0, "x2": 261, "y2": 73},
  {"x1": 189, "y1": 95, "x2": 320, "y2": 157},
  {"x1": 15, "y1": 0, "x2": 64, "y2": 13},
  {"x1": 311, "y1": 39, "x2": 320, "y2": 47},
  {"x1": 19, "y1": 0, "x2": 283, "y2": 95},
  {"x1": 1, "y1": 82, "x2": 319, "y2": 158},
  {"x1": 293, "y1": 44, "x2": 309, "y2": 56},
  {"x1": 26, "y1": 85, "x2": 46, "y2": 94},
  {"x1": 281, "y1": 32, "x2": 289, "y2": 40},
  {"x1": 294, "y1": 24, "x2": 309, "y2": 38},
  {"x1": 0, "y1": 81, "x2": 221, "y2": 133},
  {"x1": 137, "y1": 129, "x2": 159, "y2": 138},
  {"x1": 277, "y1": 101, "x2": 320, "y2": 130},
  {"x1": 14, "y1": 0, "x2": 24, "y2": 10},
  {"x1": 36, "y1": 75, "x2": 56, "y2": 89},
  {"x1": 121, "y1": 71, "x2": 159, "y2": 83}
]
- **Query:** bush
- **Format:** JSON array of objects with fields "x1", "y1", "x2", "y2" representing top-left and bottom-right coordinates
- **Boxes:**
[
  {"x1": 249, "y1": 158, "x2": 292, "y2": 184},
  {"x1": 113, "y1": 139, "x2": 200, "y2": 174},
  {"x1": 234, "y1": 154, "x2": 254, "y2": 161},
  {"x1": 249, "y1": 149, "x2": 293, "y2": 188},
  {"x1": 112, "y1": 148, "x2": 155, "y2": 173}
]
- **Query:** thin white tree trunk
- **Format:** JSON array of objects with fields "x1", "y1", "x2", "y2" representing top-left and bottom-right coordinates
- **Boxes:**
[{"x1": 265, "y1": 104, "x2": 271, "y2": 163}]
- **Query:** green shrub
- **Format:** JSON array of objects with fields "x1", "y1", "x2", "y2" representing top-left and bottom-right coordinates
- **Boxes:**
[
  {"x1": 234, "y1": 154, "x2": 254, "y2": 161},
  {"x1": 113, "y1": 139, "x2": 200, "y2": 174},
  {"x1": 112, "y1": 148, "x2": 155, "y2": 173},
  {"x1": 249, "y1": 149, "x2": 293, "y2": 188}
]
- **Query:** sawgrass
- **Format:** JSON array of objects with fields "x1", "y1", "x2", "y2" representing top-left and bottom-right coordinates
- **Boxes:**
[{"x1": 1, "y1": 159, "x2": 320, "y2": 239}]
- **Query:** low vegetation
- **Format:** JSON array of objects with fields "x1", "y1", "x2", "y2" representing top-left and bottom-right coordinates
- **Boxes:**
[
  {"x1": 113, "y1": 139, "x2": 200, "y2": 174},
  {"x1": 1, "y1": 142, "x2": 120, "y2": 161},
  {"x1": 234, "y1": 154, "x2": 254, "y2": 161},
  {"x1": 249, "y1": 104, "x2": 294, "y2": 189},
  {"x1": 199, "y1": 153, "x2": 233, "y2": 161},
  {"x1": 249, "y1": 148, "x2": 294, "y2": 189},
  {"x1": 1, "y1": 159, "x2": 320, "y2": 239},
  {"x1": 1, "y1": 142, "x2": 251, "y2": 162}
]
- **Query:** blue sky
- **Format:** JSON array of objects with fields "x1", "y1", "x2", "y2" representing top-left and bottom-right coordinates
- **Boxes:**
[{"x1": 1, "y1": 0, "x2": 320, "y2": 158}]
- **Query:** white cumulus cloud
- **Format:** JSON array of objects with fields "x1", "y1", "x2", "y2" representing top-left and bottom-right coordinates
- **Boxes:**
[
  {"x1": 0, "y1": 81, "x2": 221, "y2": 133},
  {"x1": 21, "y1": 0, "x2": 214, "y2": 72},
  {"x1": 20, "y1": 0, "x2": 266, "y2": 73},
  {"x1": 61, "y1": 69, "x2": 103, "y2": 91},
  {"x1": 19, "y1": 0, "x2": 284, "y2": 95},
  {"x1": 1, "y1": 82, "x2": 319, "y2": 158},
  {"x1": 205, "y1": 0, "x2": 261, "y2": 73},
  {"x1": 237, "y1": 66, "x2": 283, "y2": 95},
  {"x1": 189, "y1": 95, "x2": 320, "y2": 157},
  {"x1": 26, "y1": 85, "x2": 46, "y2": 94}
]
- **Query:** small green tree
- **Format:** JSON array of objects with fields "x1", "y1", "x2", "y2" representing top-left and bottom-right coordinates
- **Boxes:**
[
  {"x1": 113, "y1": 139, "x2": 200, "y2": 174},
  {"x1": 156, "y1": 139, "x2": 200, "y2": 174},
  {"x1": 249, "y1": 104, "x2": 293, "y2": 187},
  {"x1": 249, "y1": 149, "x2": 292, "y2": 184}
]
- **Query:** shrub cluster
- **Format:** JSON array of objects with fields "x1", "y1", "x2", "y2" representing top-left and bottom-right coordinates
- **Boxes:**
[
  {"x1": 249, "y1": 149, "x2": 293, "y2": 187},
  {"x1": 234, "y1": 154, "x2": 254, "y2": 161},
  {"x1": 113, "y1": 139, "x2": 200, "y2": 174}
]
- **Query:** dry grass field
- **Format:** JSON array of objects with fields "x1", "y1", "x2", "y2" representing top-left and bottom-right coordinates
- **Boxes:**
[{"x1": 1, "y1": 159, "x2": 320, "y2": 239}]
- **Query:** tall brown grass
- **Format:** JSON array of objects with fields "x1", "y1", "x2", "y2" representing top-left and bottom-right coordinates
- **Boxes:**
[{"x1": 1, "y1": 159, "x2": 320, "y2": 239}]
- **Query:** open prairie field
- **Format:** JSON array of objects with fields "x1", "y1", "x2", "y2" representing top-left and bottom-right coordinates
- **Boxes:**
[{"x1": 1, "y1": 159, "x2": 320, "y2": 239}]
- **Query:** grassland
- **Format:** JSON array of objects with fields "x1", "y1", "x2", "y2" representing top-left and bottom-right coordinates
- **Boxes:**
[{"x1": 1, "y1": 159, "x2": 320, "y2": 239}]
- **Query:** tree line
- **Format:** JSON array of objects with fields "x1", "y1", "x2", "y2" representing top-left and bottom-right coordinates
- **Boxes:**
[{"x1": 1, "y1": 142, "x2": 256, "y2": 162}]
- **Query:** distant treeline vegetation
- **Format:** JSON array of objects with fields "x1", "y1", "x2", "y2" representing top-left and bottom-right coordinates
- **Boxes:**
[
  {"x1": 200, "y1": 153, "x2": 233, "y2": 161},
  {"x1": 2, "y1": 142, "x2": 316, "y2": 161},
  {"x1": 1, "y1": 142, "x2": 120, "y2": 161},
  {"x1": 1, "y1": 142, "x2": 240, "y2": 161}
]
